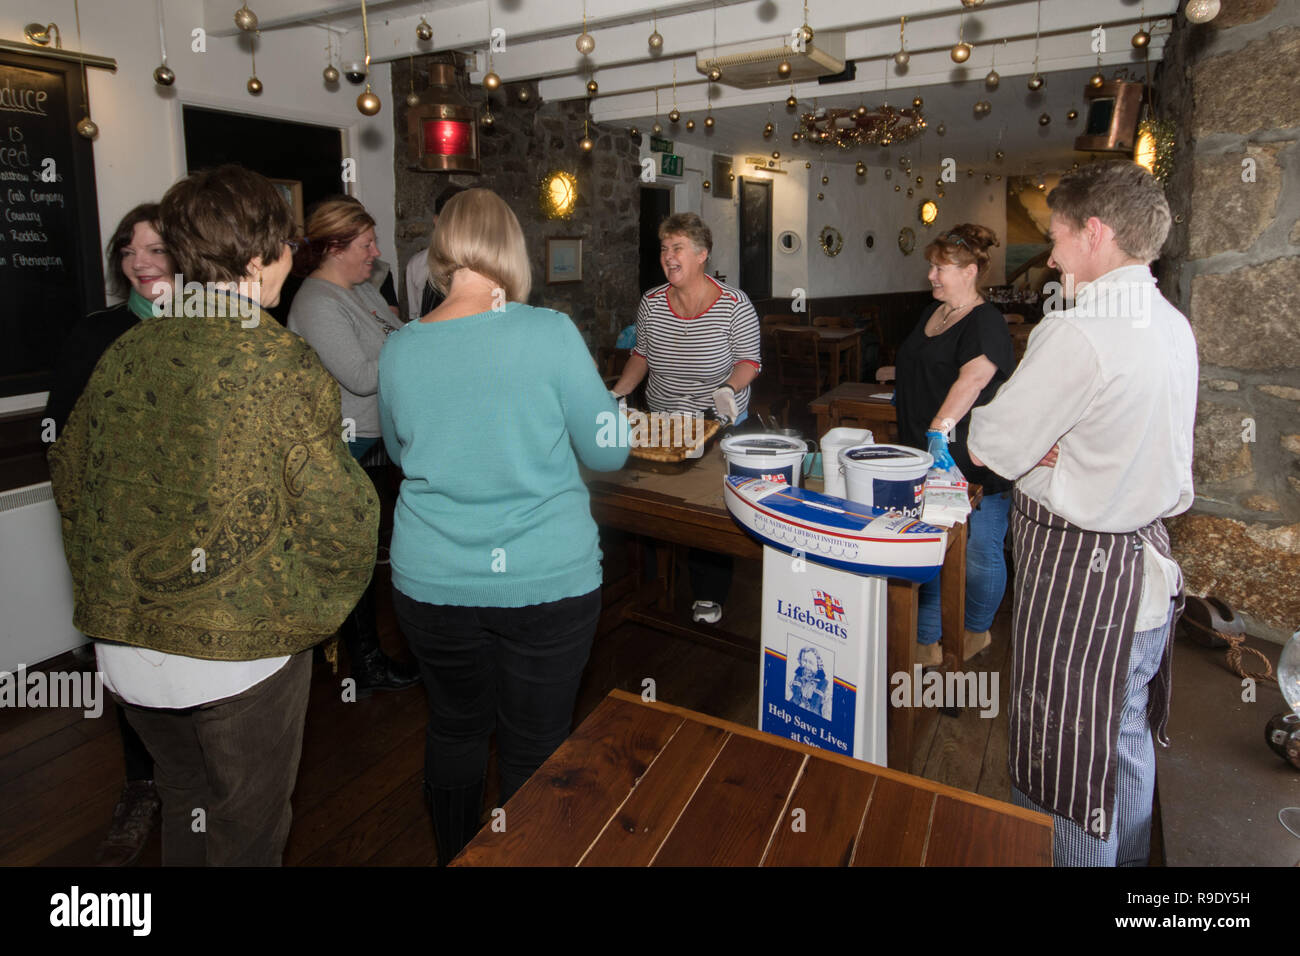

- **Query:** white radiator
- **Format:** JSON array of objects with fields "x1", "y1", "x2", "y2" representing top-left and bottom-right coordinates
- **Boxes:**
[{"x1": 0, "y1": 482, "x2": 87, "y2": 672}]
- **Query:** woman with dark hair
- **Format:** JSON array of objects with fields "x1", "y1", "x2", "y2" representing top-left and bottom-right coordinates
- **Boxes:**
[
  {"x1": 288, "y1": 197, "x2": 418, "y2": 696},
  {"x1": 379, "y1": 188, "x2": 628, "y2": 864},
  {"x1": 894, "y1": 223, "x2": 1015, "y2": 667},
  {"x1": 46, "y1": 203, "x2": 175, "y2": 866},
  {"x1": 48, "y1": 165, "x2": 378, "y2": 866}
]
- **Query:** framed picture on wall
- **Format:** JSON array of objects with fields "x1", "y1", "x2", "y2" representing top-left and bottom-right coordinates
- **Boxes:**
[
  {"x1": 269, "y1": 178, "x2": 305, "y2": 230},
  {"x1": 546, "y1": 237, "x2": 584, "y2": 284}
]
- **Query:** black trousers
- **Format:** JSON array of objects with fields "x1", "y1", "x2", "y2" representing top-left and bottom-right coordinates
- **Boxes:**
[{"x1": 392, "y1": 588, "x2": 600, "y2": 805}]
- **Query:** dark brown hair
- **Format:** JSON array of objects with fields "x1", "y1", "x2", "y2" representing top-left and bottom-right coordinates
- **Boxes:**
[
  {"x1": 294, "y1": 196, "x2": 377, "y2": 274},
  {"x1": 924, "y1": 223, "x2": 1000, "y2": 279},
  {"x1": 1047, "y1": 160, "x2": 1170, "y2": 262},
  {"x1": 105, "y1": 203, "x2": 163, "y2": 299},
  {"x1": 159, "y1": 165, "x2": 293, "y2": 284}
]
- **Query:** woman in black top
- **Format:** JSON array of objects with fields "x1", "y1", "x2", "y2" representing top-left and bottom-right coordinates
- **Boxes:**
[
  {"x1": 894, "y1": 224, "x2": 1015, "y2": 666},
  {"x1": 45, "y1": 203, "x2": 175, "y2": 865}
]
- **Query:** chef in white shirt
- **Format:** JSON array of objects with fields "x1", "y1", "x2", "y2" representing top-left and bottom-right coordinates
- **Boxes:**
[{"x1": 967, "y1": 160, "x2": 1198, "y2": 867}]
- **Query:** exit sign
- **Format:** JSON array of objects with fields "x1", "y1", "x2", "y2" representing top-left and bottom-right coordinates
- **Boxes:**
[
  {"x1": 661, "y1": 153, "x2": 684, "y2": 177},
  {"x1": 650, "y1": 136, "x2": 674, "y2": 153}
]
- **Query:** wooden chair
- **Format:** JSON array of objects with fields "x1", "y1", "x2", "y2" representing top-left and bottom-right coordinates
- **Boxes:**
[
  {"x1": 828, "y1": 397, "x2": 898, "y2": 444},
  {"x1": 761, "y1": 314, "x2": 792, "y2": 368},
  {"x1": 1003, "y1": 313, "x2": 1026, "y2": 325},
  {"x1": 812, "y1": 315, "x2": 853, "y2": 328},
  {"x1": 774, "y1": 328, "x2": 827, "y2": 402}
]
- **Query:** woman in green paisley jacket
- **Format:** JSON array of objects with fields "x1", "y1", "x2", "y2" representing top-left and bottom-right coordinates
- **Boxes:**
[{"x1": 48, "y1": 165, "x2": 378, "y2": 866}]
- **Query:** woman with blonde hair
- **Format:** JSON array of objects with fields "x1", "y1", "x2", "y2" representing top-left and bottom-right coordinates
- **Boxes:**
[{"x1": 379, "y1": 188, "x2": 628, "y2": 864}]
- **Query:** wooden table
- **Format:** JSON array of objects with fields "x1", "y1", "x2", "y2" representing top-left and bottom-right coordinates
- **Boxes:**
[
  {"x1": 809, "y1": 381, "x2": 897, "y2": 440},
  {"x1": 586, "y1": 445, "x2": 974, "y2": 770},
  {"x1": 773, "y1": 325, "x2": 864, "y2": 388},
  {"x1": 453, "y1": 690, "x2": 1053, "y2": 866}
]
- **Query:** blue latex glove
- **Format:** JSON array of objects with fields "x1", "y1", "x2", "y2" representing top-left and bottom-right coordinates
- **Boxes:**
[{"x1": 926, "y1": 430, "x2": 957, "y2": 471}]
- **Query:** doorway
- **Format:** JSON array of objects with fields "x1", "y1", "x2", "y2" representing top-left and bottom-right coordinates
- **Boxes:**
[
  {"x1": 639, "y1": 186, "x2": 672, "y2": 293},
  {"x1": 739, "y1": 177, "x2": 772, "y2": 301}
]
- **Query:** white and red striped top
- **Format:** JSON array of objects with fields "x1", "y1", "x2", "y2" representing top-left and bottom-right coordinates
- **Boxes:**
[{"x1": 633, "y1": 276, "x2": 761, "y2": 418}]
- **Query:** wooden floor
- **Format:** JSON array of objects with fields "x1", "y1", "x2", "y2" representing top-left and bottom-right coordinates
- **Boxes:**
[{"x1": 0, "y1": 546, "x2": 1020, "y2": 867}]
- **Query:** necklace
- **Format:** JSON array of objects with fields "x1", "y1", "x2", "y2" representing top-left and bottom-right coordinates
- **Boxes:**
[{"x1": 935, "y1": 296, "x2": 981, "y2": 330}]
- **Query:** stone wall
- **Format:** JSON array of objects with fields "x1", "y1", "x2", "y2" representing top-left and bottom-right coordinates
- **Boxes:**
[
  {"x1": 1155, "y1": 0, "x2": 1300, "y2": 641},
  {"x1": 390, "y1": 55, "x2": 643, "y2": 347}
]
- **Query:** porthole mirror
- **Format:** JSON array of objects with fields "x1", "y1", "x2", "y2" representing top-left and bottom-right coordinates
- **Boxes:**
[
  {"x1": 777, "y1": 230, "x2": 801, "y2": 254},
  {"x1": 818, "y1": 225, "x2": 843, "y2": 257},
  {"x1": 898, "y1": 226, "x2": 916, "y2": 255}
]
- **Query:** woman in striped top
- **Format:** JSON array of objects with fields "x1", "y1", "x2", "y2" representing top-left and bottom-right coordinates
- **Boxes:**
[
  {"x1": 611, "y1": 213, "x2": 761, "y2": 422},
  {"x1": 610, "y1": 213, "x2": 761, "y2": 624}
]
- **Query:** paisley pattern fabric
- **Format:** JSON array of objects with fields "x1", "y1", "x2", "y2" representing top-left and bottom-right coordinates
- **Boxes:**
[{"x1": 49, "y1": 294, "x2": 379, "y2": 661}]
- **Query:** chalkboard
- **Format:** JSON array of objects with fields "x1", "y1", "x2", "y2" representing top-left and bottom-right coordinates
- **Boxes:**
[{"x1": 0, "y1": 49, "x2": 105, "y2": 399}]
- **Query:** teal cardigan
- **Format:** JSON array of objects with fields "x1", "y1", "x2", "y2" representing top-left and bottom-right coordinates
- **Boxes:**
[{"x1": 378, "y1": 303, "x2": 629, "y2": 608}]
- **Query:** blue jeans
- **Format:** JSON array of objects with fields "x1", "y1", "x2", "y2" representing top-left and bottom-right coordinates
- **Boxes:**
[
  {"x1": 1011, "y1": 604, "x2": 1173, "y2": 866},
  {"x1": 918, "y1": 491, "x2": 1011, "y2": 644}
]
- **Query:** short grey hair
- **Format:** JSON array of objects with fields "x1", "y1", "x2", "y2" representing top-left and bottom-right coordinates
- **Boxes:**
[{"x1": 1046, "y1": 160, "x2": 1171, "y2": 262}]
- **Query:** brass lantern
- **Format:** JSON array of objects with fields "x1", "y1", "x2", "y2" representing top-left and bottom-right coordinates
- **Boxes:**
[{"x1": 407, "y1": 63, "x2": 480, "y2": 173}]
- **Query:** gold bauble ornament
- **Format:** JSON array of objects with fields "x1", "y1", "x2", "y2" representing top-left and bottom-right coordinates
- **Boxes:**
[
  {"x1": 484, "y1": 71, "x2": 501, "y2": 91},
  {"x1": 772, "y1": 150, "x2": 781, "y2": 159},
  {"x1": 406, "y1": 92, "x2": 421, "y2": 107},
  {"x1": 895, "y1": 184, "x2": 901, "y2": 192},
  {"x1": 912, "y1": 96, "x2": 923, "y2": 109},
  {"x1": 894, "y1": 50, "x2": 910, "y2": 67},
  {"x1": 580, "y1": 135, "x2": 594, "y2": 152},
  {"x1": 1027, "y1": 73, "x2": 1044, "y2": 91},
  {"x1": 995, "y1": 149, "x2": 1004, "y2": 161},
  {"x1": 629, "y1": 126, "x2": 639, "y2": 137},
  {"x1": 763, "y1": 122, "x2": 774, "y2": 138},
  {"x1": 936, "y1": 123, "x2": 946, "y2": 136},
  {"x1": 916, "y1": 175, "x2": 923, "y2": 185},
  {"x1": 821, "y1": 175, "x2": 829, "y2": 184},
  {"x1": 652, "y1": 121, "x2": 662, "y2": 133},
  {"x1": 1132, "y1": 29, "x2": 1151, "y2": 49},
  {"x1": 804, "y1": 161, "x2": 812, "y2": 169},
  {"x1": 856, "y1": 105, "x2": 867, "y2": 118},
  {"x1": 648, "y1": 30, "x2": 664, "y2": 52},
  {"x1": 669, "y1": 108, "x2": 680, "y2": 123},
  {"x1": 517, "y1": 87, "x2": 531, "y2": 103},
  {"x1": 1089, "y1": 71, "x2": 1105, "y2": 89},
  {"x1": 951, "y1": 42, "x2": 972, "y2": 64},
  {"x1": 247, "y1": 76, "x2": 263, "y2": 95},
  {"x1": 357, "y1": 88, "x2": 382, "y2": 115},
  {"x1": 481, "y1": 112, "x2": 495, "y2": 127},
  {"x1": 984, "y1": 173, "x2": 991, "y2": 183},
  {"x1": 1185, "y1": 0, "x2": 1221, "y2": 23},
  {"x1": 708, "y1": 66, "x2": 722, "y2": 82},
  {"x1": 323, "y1": 64, "x2": 340, "y2": 83},
  {"x1": 799, "y1": 24, "x2": 814, "y2": 44},
  {"x1": 786, "y1": 94, "x2": 798, "y2": 108},
  {"x1": 587, "y1": 79, "x2": 599, "y2": 95},
  {"x1": 704, "y1": 114, "x2": 714, "y2": 128},
  {"x1": 685, "y1": 119, "x2": 695, "y2": 131},
  {"x1": 416, "y1": 19, "x2": 433, "y2": 42},
  {"x1": 884, "y1": 168, "x2": 892, "y2": 179},
  {"x1": 729, "y1": 173, "x2": 735, "y2": 181},
  {"x1": 792, "y1": 131, "x2": 801, "y2": 142},
  {"x1": 855, "y1": 162, "x2": 866, "y2": 177},
  {"x1": 154, "y1": 64, "x2": 175, "y2": 86},
  {"x1": 1038, "y1": 112, "x2": 1051, "y2": 126},
  {"x1": 777, "y1": 61, "x2": 792, "y2": 78},
  {"x1": 703, "y1": 180, "x2": 711, "y2": 190},
  {"x1": 234, "y1": 4, "x2": 258, "y2": 32},
  {"x1": 576, "y1": 32, "x2": 595, "y2": 55},
  {"x1": 985, "y1": 69, "x2": 1000, "y2": 90},
  {"x1": 817, "y1": 192, "x2": 824, "y2": 201},
  {"x1": 76, "y1": 116, "x2": 98, "y2": 139},
  {"x1": 1067, "y1": 109, "x2": 1078, "y2": 121},
  {"x1": 906, "y1": 187, "x2": 913, "y2": 197}
]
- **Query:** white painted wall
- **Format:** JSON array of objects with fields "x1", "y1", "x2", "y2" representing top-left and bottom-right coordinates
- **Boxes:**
[
  {"x1": 1, "y1": 0, "x2": 395, "y2": 409},
  {"x1": 806, "y1": 164, "x2": 1007, "y2": 296}
]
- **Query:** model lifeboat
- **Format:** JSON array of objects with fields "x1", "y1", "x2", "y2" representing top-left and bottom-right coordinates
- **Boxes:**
[{"x1": 723, "y1": 475, "x2": 947, "y2": 583}]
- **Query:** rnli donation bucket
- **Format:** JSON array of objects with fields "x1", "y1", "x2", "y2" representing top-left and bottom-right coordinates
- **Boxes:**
[
  {"x1": 721, "y1": 434, "x2": 811, "y2": 488},
  {"x1": 839, "y1": 444, "x2": 932, "y2": 518}
]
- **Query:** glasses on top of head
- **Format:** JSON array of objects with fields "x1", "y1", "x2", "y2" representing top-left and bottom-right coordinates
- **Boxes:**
[
  {"x1": 943, "y1": 234, "x2": 968, "y2": 247},
  {"x1": 284, "y1": 237, "x2": 304, "y2": 255}
]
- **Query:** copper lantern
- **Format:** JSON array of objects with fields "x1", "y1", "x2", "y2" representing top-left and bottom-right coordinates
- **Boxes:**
[
  {"x1": 1074, "y1": 79, "x2": 1143, "y2": 153},
  {"x1": 407, "y1": 63, "x2": 480, "y2": 173}
]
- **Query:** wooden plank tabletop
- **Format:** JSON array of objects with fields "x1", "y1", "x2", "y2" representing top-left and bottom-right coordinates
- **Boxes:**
[{"x1": 453, "y1": 690, "x2": 1053, "y2": 867}]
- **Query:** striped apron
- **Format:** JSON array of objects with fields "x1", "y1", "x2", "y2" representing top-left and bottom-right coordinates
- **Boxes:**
[{"x1": 1008, "y1": 489, "x2": 1182, "y2": 840}]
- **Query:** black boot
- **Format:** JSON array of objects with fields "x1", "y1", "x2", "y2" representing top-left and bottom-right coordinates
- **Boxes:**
[
  {"x1": 426, "y1": 778, "x2": 485, "y2": 867},
  {"x1": 341, "y1": 578, "x2": 420, "y2": 697}
]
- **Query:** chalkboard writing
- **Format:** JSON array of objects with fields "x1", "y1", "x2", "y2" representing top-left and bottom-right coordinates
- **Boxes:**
[{"x1": 0, "y1": 51, "x2": 104, "y2": 399}]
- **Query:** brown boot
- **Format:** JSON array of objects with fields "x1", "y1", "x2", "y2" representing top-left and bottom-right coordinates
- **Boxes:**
[
  {"x1": 963, "y1": 629, "x2": 992, "y2": 660},
  {"x1": 95, "y1": 780, "x2": 161, "y2": 866},
  {"x1": 915, "y1": 641, "x2": 942, "y2": 667}
]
